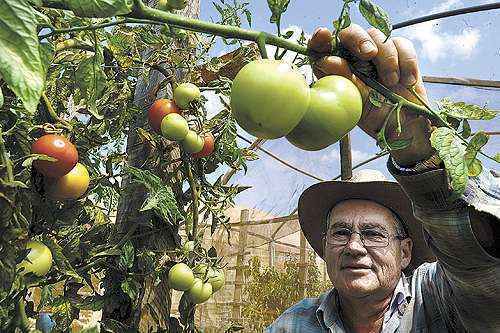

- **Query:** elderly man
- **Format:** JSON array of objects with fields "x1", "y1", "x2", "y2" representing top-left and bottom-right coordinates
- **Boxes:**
[{"x1": 266, "y1": 25, "x2": 499, "y2": 332}]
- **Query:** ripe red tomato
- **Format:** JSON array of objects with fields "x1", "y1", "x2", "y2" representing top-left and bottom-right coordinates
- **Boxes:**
[
  {"x1": 192, "y1": 133, "x2": 215, "y2": 158},
  {"x1": 148, "y1": 99, "x2": 181, "y2": 133},
  {"x1": 31, "y1": 135, "x2": 78, "y2": 178}
]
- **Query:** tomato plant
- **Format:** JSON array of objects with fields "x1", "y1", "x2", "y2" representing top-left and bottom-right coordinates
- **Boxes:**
[
  {"x1": 286, "y1": 75, "x2": 363, "y2": 151},
  {"x1": 45, "y1": 163, "x2": 90, "y2": 200},
  {"x1": 148, "y1": 99, "x2": 181, "y2": 133},
  {"x1": 31, "y1": 135, "x2": 78, "y2": 178},
  {"x1": 17, "y1": 241, "x2": 53, "y2": 277},
  {"x1": 230, "y1": 59, "x2": 310, "y2": 139}
]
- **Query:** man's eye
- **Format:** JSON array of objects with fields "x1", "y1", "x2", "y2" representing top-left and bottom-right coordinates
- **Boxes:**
[
  {"x1": 363, "y1": 230, "x2": 386, "y2": 238},
  {"x1": 333, "y1": 229, "x2": 351, "y2": 236}
]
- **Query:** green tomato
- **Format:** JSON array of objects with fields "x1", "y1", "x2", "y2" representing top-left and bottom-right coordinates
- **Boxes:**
[
  {"x1": 230, "y1": 59, "x2": 310, "y2": 139},
  {"x1": 168, "y1": 263, "x2": 195, "y2": 291},
  {"x1": 286, "y1": 75, "x2": 362, "y2": 151},
  {"x1": 157, "y1": 0, "x2": 186, "y2": 11},
  {"x1": 17, "y1": 241, "x2": 53, "y2": 276},
  {"x1": 161, "y1": 113, "x2": 189, "y2": 141},
  {"x1": 208, "y1": 269, "x2": 225, "y2": 292},
  {"x1": 182, "y1": 130, "x2": 204, "y2": 153},
  {"x1": 174, "y1": 83, "x2": 201, "y2": 109},
  {"x1": 187, "y1": 278, "x2": 212, "y2": 304},
  {"x1": 193, "y1": 264, "x2": 225, "y2": 292}
]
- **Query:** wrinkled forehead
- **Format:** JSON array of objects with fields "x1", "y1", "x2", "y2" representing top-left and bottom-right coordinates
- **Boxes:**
[{"x1": 327, "y1": 199, "x2": 398, "y2": 231}]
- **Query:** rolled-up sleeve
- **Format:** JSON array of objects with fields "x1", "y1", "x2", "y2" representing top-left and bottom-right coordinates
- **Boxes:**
[{"x1": 388, "y1": 160, "x2": 500, "y2": 332}]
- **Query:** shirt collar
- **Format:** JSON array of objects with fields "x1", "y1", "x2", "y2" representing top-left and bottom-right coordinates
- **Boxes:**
[{"x1": 316, "y1": 273, "x2": 411, "y2": 330}]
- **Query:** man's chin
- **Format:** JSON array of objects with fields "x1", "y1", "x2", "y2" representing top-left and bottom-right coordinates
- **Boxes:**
[{"x1": 338, "y1": 273, "x2": 378, "y2": 296}]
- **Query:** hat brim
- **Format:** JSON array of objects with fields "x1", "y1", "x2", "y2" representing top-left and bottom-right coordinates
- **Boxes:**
[{"x1": 298, "y1": 181, "x2": 435, "y2": 273}]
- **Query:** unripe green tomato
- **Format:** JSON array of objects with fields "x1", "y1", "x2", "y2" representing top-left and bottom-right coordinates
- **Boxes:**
[
  {"x1": 208, "y1": 269, "x2": 225, "y2": 292},
  {"x1": 167, "y1": 0, "x2": 188, "y2": 10},
  {"x1": 157, "y1": 0, "x2": 170, "y2": 11},
  {"x1": 286, "y1": 75, "x2": 362, "y2": 151},
  {"x1": 161, "y1": 113, "x2": 189, "y2": 141},
  {"x1": 182, "y1": 130, "x2": 204, "y2": 153},
  {"x1": 168, "y1": 263, "x2": 195, "y2": 291},
  {"x1": 17, "y1": 241, "x2": 53, "y2": 276},
  {"x1": 188, "y1": 278, "x2": 212, "y2": 304},
  {"x1": 230, "y1": 59, "x2": 310, "y2": 139},
  {"x1": 174, "y1": 83, "x2": 201, "y2": 109}
]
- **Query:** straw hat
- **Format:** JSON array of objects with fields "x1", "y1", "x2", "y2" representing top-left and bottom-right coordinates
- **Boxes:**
[{"x1": 298, "y1": 169, "x2": 435, "y2": 273}]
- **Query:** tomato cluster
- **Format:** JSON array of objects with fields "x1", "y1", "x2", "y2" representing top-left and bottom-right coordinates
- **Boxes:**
[
  {"x1": 168, "y1": 262, "x2": 225, "y2": 304},
  {"x1": 31, "y1": 135, "x2": 90, "y2": 200},
  {"x1": 230, "y1": 60, "x2": 363, "y2": 151},
  {"x1": 148, "y1": 83, "x2": 215, "y2": 158}
]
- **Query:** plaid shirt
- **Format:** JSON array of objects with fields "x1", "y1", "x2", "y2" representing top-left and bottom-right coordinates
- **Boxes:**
[{"x1": 266, "y1": 164, "x2": 500, "y2": 332}]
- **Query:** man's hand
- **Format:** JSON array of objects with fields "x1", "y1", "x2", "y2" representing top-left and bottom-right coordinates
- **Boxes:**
[{"x1": 308, "y1": 25, "x2": 435, "y2": 166}]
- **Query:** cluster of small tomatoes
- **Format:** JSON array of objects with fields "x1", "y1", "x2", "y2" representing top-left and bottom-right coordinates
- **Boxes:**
[
  {"x1": 148, "y1": 83, "x2": 215, "y2": 158},
  {"x1": 167, "y1": 242, "x2": 225, "y2": 304}
]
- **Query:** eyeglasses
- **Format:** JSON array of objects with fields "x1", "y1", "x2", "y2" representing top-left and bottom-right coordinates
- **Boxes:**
[{"x1": 324, "y1": 228, "x2": 406, "y2": 248}]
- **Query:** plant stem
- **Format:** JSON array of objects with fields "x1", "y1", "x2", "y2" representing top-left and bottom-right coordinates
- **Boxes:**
[
  {"x1": 0, "y1": 126, "x2": 15, "y2": 182},
  {"x1": 257, "y1": 33, "x2": 269, "y2": 59},
  {"x1": 185, "y1": 161, "x2": 199, "y2": 240},
  {"x1": 42, "y1": 92, "x2": 72, "y2": 129},
  {"x1": 39, "y1": 18, "x2": 162, "y2": 39}
]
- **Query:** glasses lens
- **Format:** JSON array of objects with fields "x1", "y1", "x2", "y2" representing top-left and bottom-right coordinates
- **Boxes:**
[{"x1": 362, "y1": 229, "x2": 389, "y2": 247}]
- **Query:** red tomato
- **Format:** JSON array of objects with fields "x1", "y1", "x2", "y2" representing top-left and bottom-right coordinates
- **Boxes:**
[
  {"x1": 192, "y1": 133, "x2": 215, "y2": 158},
  {"x1": 31, "y1": 135, "x2": 78, "y2": 178},
  {"x1": 148, "y1": 99, "x2": 181, "y2": 133}
]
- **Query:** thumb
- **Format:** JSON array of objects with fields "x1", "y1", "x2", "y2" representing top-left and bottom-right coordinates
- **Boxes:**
[{"x1": 314, "y1": 56, "x2": 370, "y2": 101}]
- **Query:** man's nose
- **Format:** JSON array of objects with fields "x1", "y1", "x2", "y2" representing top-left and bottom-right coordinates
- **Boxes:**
[{"x1": 344, "y1": 232, "x2": 368, "y2": 254}]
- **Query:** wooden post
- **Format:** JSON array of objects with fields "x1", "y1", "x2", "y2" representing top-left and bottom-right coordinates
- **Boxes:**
[
  {"x1": 340, "y1": 135, "x2": 353, "y2": 180},
  {"x1": 231, "y1": 209, "x2": 249, "y2": 322},
  {"x1": 298, "y1": 231, "x2": 308, "y2": 298},
  {"x1": 268, "y1": 240, "x2": 275, "y2": 267}
]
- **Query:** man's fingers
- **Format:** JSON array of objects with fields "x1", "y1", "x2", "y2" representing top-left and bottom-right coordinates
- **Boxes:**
[
  {"x1": 392, "y1": 37, "x2": 419, "y2": 86},
  {"x1": 308, "y1": 27, "x2": 333, "y2": 54},
  {"x1": 338, "y1": 24, "x2": 378, "y2": 61},
  {"x1": 367, "y1": 28, "x2": 400, "y2": 87},
  {"x1": 315, "y1": 56, "x2": 353, "y2": 78}
]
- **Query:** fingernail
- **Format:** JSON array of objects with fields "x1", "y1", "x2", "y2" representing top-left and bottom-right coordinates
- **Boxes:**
[
  {"x1": 385, "y1": 71, "x2": 400, "y2": 86},
  {"x1": 359, "y1": 41, "x2": 376, "y2": 54}
]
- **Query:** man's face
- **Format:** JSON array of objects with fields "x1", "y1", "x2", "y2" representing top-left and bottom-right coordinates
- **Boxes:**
[{"x1": 324, "y1": 199, "x2": 412, "y2": 299}]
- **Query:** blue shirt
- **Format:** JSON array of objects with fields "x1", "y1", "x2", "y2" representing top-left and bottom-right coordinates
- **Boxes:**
[{"x1": 266, "y1": 167, "x2": 500, "y2": 332}]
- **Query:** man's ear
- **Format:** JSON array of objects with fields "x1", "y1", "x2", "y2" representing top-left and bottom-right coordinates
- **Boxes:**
[{"x1": 400, "y1": 238, "x2": 413, "y2": 270}]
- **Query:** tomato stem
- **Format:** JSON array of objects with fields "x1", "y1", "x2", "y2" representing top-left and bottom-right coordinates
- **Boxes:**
[
  {"x1": 0, "y1": 126, "x2": 14, "y2": 182},
  {"x1": 185, "y1": 161, "x2": 199, "y2": 241}
]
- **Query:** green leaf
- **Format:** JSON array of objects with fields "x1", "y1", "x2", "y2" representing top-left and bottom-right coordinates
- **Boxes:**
[
  {"x1": 120, "y1": 277, "x2": 139, "y2": 302},
  {"x1": 127, "y1": 166, "x2": 183, "y2": 222},
  {"x1": 22, "y1": 153, "x2": 57, "y2": 168},
  {"x1": 75, "y1": 50, "x2": 107, "y2": 119},
  {"x1": 333, "y1": 2, "x2": 352, "y2": 32},
  {"x1": 244, "y1": 8, "x2": 252, "y2": 26},
  {"x1": 438, "y1": 99, "x2": 497, "y2": 120},
  {"x1": 63, "y1": 0, "x2": 133, "y2": 17},
  {"x1": 79, "y1": 324, "x2": 100, "y2": 333},
  {"x1": 430, "y1": 127, "x2": 468, "y2": 198},
  {"x1": 368, "y1": 90, "x2": 384, "y2": 108},
  {"x1": 461, "y1": 119, "x2": 471, "y2": 139},
  {"x1": 267, "y1": 0, "x2": 290, "y2": 24},
  {"x1": 465, "y1": 131, "x2": 488, "y2": 176},
  {"x1": 359, "y1": 0, "x2": 392, "y2": 38},
  {"x1": 494, "y1": 153, "x2": 500, "y2": 163},
  {"x1": 44, "y1": 238, "x2": 82, "y2": 280},
  {"x1": 466, "y1": 158, "x2": 482, "y2": 177},
  {"x1": 0, "y1": 0, "x2": 46, "y2": 114},
  {"x1": 117, "y1": 240, "x2": 134, "y2": 270}
]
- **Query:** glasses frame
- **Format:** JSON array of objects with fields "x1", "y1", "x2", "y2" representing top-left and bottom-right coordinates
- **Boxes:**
[{"x1": 323, "y1": 228, "x2": 407, "y2": 249}]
